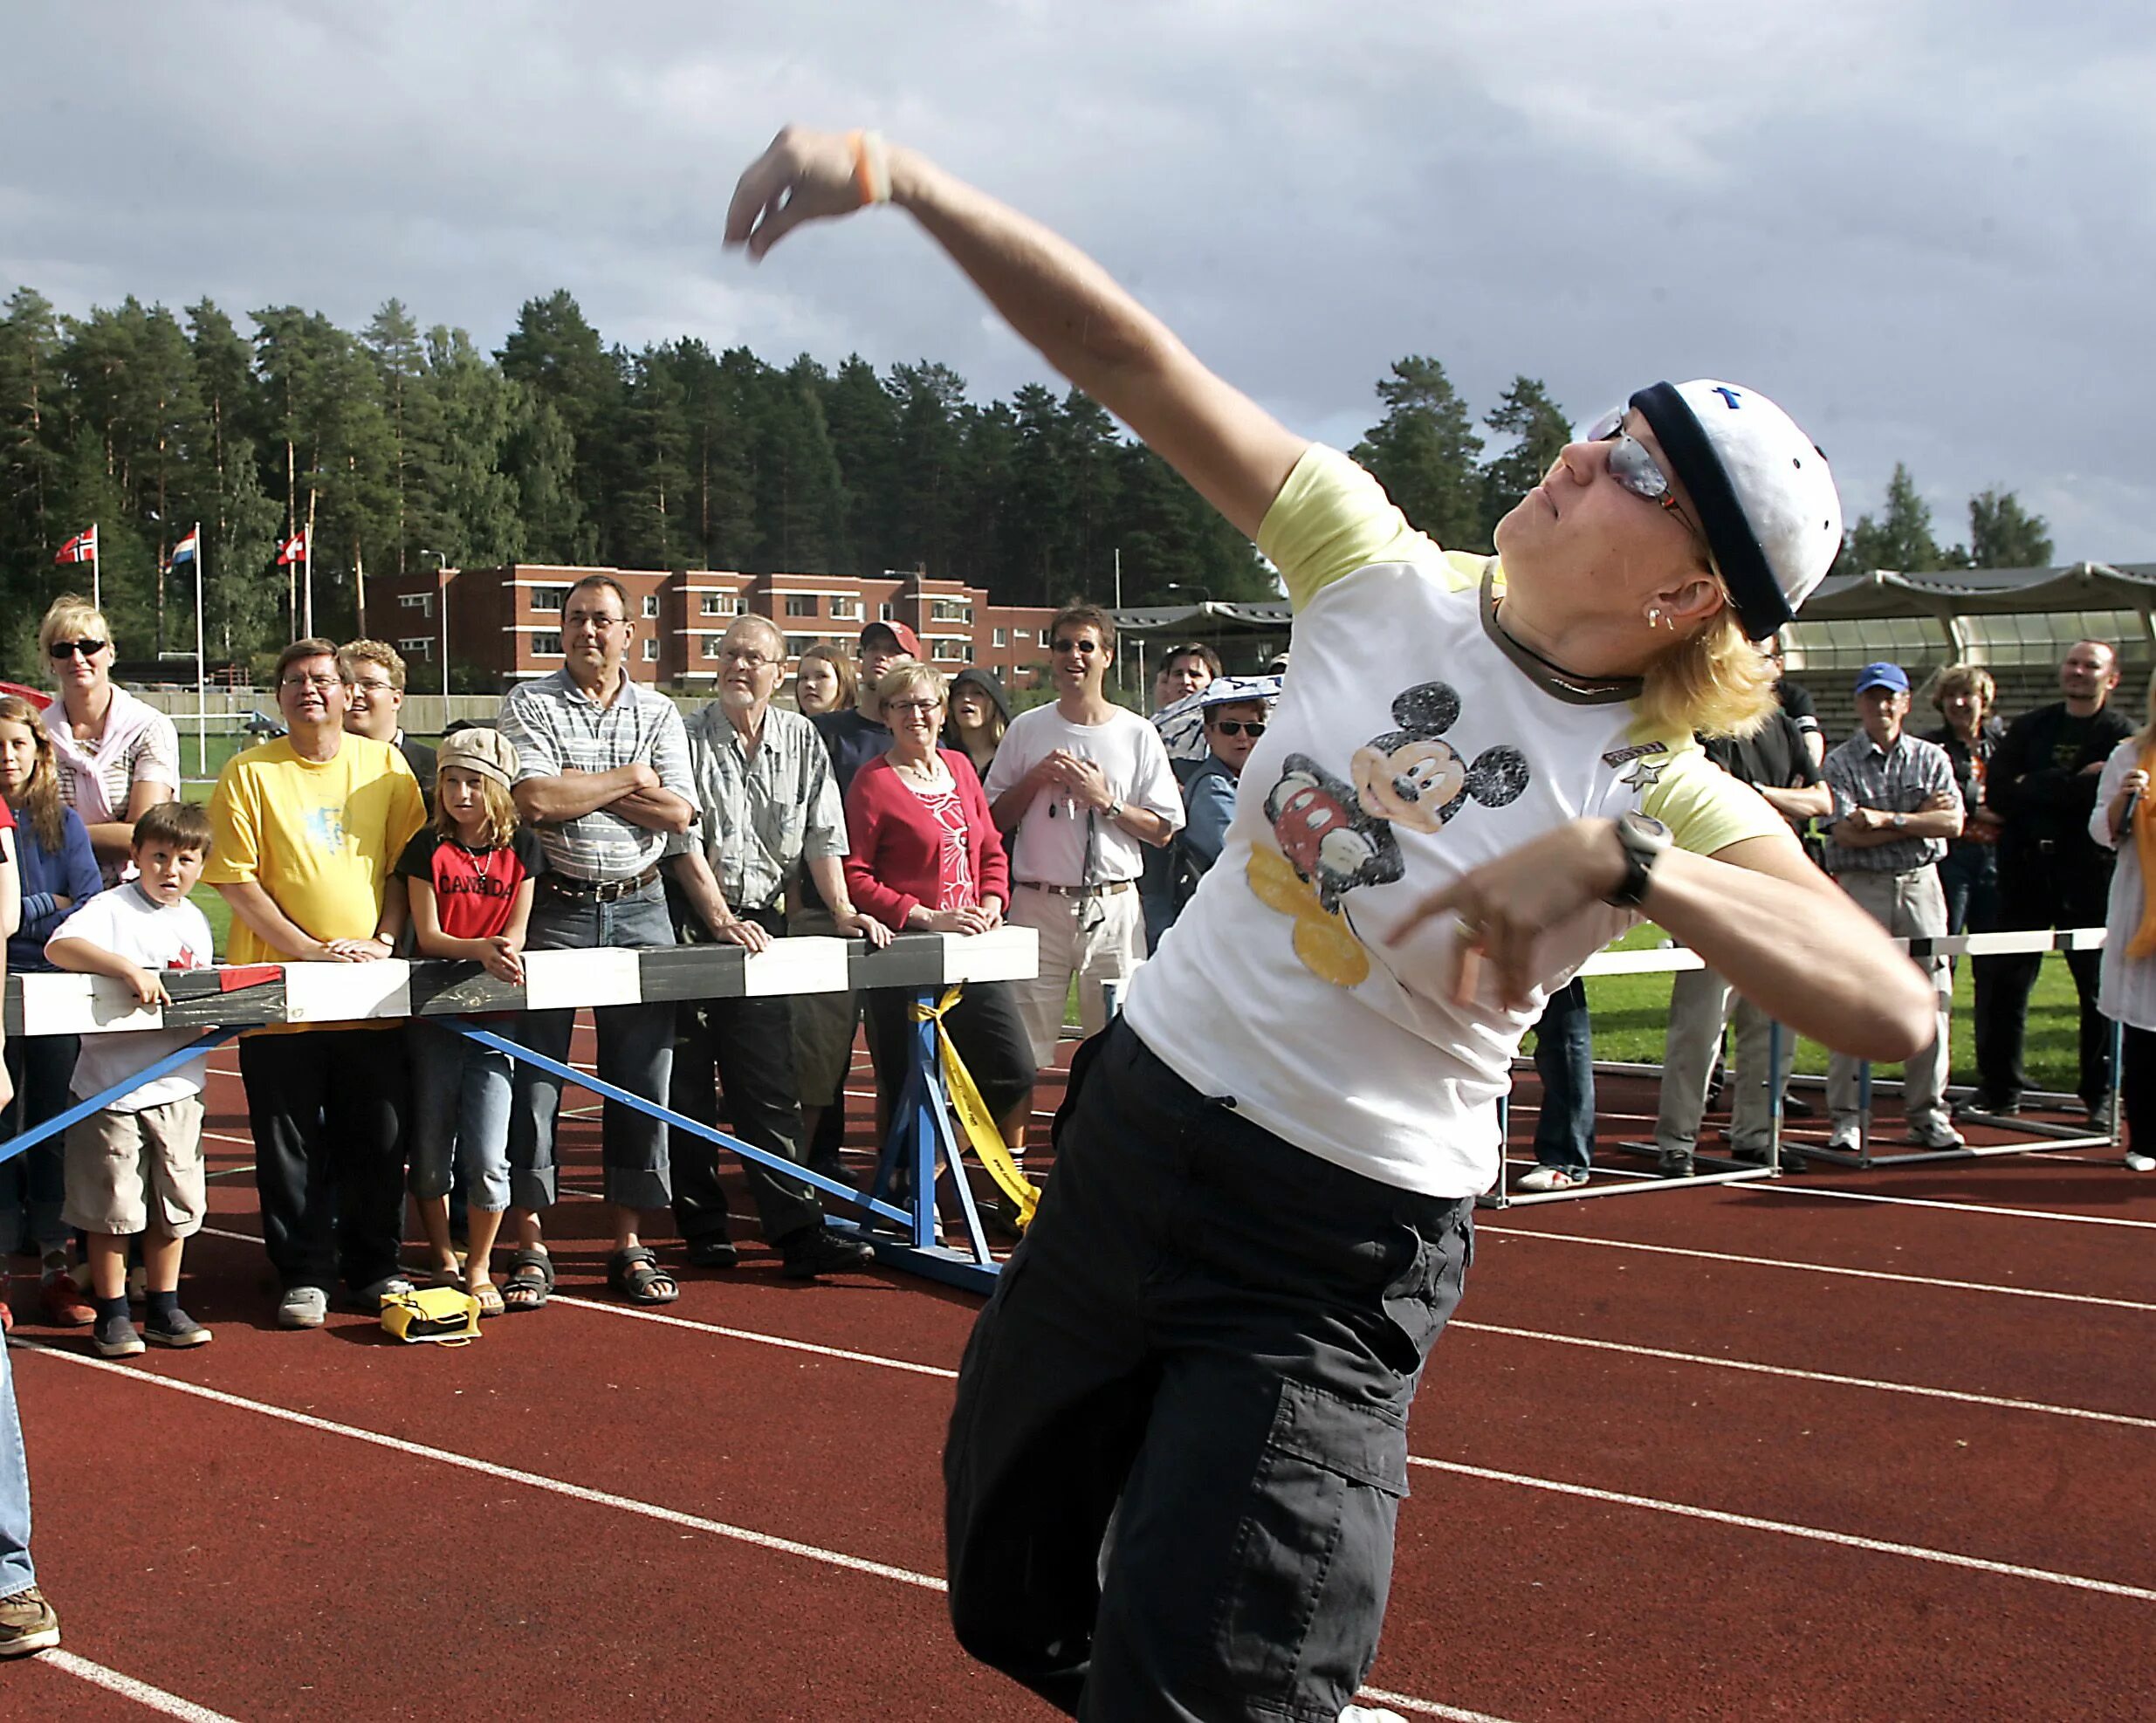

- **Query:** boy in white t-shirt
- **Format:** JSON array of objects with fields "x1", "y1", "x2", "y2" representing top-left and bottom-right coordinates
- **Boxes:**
[{"x1": 45, "y1": 801, "x2": 218, "y2": 1358}]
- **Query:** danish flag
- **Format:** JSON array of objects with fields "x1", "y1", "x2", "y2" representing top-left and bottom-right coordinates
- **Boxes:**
[
  {"x1": 53, "y1": 525, "x2": 97, "y2": 565},
  {"x1": 275, "y1": 530, "x2": 308, "y2": 566}
]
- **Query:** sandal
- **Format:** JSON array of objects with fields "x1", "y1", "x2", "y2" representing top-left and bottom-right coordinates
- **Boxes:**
[
  {"x1": 607, "y1": 1246, "x2": 678, "y2": 1306},
  {"x1": 501, "y1": 1248, "x2": 554, "y2": 1313},
  {"x1": 468, "y1": 1280, "x2": 506, "y2": 1319}
]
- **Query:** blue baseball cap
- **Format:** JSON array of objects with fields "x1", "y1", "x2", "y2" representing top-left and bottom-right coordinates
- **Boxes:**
[{"x1": 1853, "y1": 662, "x2": 1911, "y2": 695}]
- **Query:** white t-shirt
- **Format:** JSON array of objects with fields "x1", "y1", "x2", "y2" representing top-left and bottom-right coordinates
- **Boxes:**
[
  {"x1": 985, "y1": 704, "x2": 1184, "y2": 886},
  {"x1": 51, "y1": 884, "x2": 216, "y2": 1112},
  {"x1": 1123, "y1": 447, "x2": 1782, "y2": 1199}
]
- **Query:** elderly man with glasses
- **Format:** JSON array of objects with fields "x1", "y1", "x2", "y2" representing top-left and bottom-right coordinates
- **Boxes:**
[
  {"x1": 495, "y1": 575, "x2": 698, "y2": 1309},
  {"x1": 663, "y1": 614, "x2": 889, "y2": 1280}
]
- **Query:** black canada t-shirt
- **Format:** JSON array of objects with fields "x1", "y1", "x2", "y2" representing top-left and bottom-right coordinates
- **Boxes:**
[{"x1": 395, "y1": 827, "x2": 548, "y2": 940}]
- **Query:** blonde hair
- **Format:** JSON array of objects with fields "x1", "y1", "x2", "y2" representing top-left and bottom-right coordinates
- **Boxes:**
[
  {"x1": 875, "y1": 661, "x2": 945, "y2": 712},
  {"x1": 1638, "y1": 608, "x2": 1780, "y2": 740},
  {"x1": 434, "y1": 770, "x2": 521, "y2": 852},
  {"x1": 0, "y1": 694, "x2": 66, "y2": 853},
  {"x1": 1927, "y1": 662, "x2": 1995, "y2": 717},
  {"x1": 38, "y1": 594, "x2": 112, "y2": 660},
  {"x1": 338, "y1": 638, "x2": 408, "y2": 692}
]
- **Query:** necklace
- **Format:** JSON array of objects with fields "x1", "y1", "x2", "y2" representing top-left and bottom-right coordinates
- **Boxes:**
[{"x1": 455, "y1": 835, "x2": 498, "y2": 882}]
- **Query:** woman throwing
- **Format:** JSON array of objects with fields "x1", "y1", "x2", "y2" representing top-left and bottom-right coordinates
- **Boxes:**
[{"x1": 727, "y1": 128, "x2": 1937, "y2": 1720}]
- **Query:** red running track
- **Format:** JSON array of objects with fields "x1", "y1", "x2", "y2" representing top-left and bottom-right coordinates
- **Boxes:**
[{"x1": 6, "y1": 1040, "x2": 2153, "y2": 1720}]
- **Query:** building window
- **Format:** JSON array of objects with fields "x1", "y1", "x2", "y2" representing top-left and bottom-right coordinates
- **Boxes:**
[
  {"x1": 880, "y1": 601, "x2": 896, "y2": 621},
  {"x1": 933, "y1": 638, "x2": 965, "y2": 662},
  {"x1": 532, "y1": 631, "x2": 564, "y2": 658},
  {"x1": 532, "y1": 586, "x2": 568, "y2": 613},
  {"x1": 786, "y1": 635, "x2": 819, "y2": 657},
  {"x1": 701, "y1": 635, "x2": 720, "y2": 658},
  {"x1": 700, "y1": 593, "x2": 733, "y2": 616},
  {"x1": 1013, "y1": 628, "x2": 1029, "y2": 643},
  {"x1": 931, "y1": 598, "x2": 971, "y2": 622},
  {"x1": 642, "y1": 637, "x2": 659, "y2": 662},
  {"x1": 642, "y1": 594, "x2": 660, "y2": 619},
  {"x1": 830, "y1": 597, "x2": 861, "y2": 621},
  {"x1": 785, "y1": 594, "x2": 817, "y2": 618},
  {"x1": 397, "y1": 636, "x2": 431, "y2": 660},
  {"x1": 398, "y1": 592, "x2": 431, "y2": 614},
  {"x1": 992, "y1": 627, "x2": 1008, "y2": 648}
]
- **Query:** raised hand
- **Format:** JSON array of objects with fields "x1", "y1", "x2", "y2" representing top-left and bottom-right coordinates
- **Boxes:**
[{"x1": 726, "y1": 126, "x2": 889, "y2": 261}]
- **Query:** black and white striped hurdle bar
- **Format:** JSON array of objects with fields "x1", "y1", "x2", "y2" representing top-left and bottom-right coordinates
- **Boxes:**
[
  {"x1": 1572, "y1": 924, "x2": 2107, "y2": 980},
  {"x1": 0, "y1": 926, "x2": 1040, "y2": 1038}
]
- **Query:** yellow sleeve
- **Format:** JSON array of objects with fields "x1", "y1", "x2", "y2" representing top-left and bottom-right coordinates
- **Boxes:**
[
  {"x1": 1257, "y1": 445, "x2": 1472, "y2": 609},
  {"x1": 1640, "y1": 746, "x2": 1788, "y2": 856},
  {"x1": 200, "y1": 756, "x2": 260, "y2": 885}
]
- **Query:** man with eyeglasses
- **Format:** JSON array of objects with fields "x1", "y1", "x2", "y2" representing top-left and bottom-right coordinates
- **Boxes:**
[
  {"x1": 496, "y1": 575, "x2": 697, "y2": 1308},
  {"x1": 663, "y1": 614, "x2": 889, "y2": 1280},
  {"x1": 339, "y1": 639, "x2": 436, "y2": 810},
  {"x1": 204, "y1": 637, "x2": 429, "y2": 1328},
  {"x1": 985, "y1": 602, "x2": 1184, "y2": 1082}
]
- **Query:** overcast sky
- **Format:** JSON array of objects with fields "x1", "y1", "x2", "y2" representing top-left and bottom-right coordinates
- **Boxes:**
[{"x1": 9, "y1": 0, "x2": 2153, "y2": 562}]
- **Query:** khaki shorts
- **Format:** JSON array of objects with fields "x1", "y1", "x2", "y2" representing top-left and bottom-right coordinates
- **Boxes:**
[
  {"x1": 60, "y1": 1094, "x2": 208, "y2": 1237},
  {"x1": 1008, "y1": 884, "x2": 1145, "y2": 1071}
]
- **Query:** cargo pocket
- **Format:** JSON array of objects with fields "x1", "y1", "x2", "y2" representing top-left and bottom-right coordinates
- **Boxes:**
[{"x1": 1212, "y1": 1376, "x2": 1411, "y2": 1711}]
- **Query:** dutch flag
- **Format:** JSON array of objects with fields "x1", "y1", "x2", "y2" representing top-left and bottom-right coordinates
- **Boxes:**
[{"x1": 168, "y1": 527, "x2": 199, "y2": 568}]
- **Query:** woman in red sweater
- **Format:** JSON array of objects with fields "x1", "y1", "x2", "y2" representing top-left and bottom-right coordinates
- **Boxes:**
[{"x1": 844, "y1": 662, "x2": 1035, "y2": 1188}]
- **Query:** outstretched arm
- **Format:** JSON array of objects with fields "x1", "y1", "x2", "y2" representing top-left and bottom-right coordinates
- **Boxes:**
[{"x1": 727, "y1": 127, "x2": 1308, "y2": 540}]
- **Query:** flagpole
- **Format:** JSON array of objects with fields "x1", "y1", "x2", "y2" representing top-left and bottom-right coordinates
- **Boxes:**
[
  {"x1": 193, "y1": 522, "x2": 208, "y2": 779},
  {"x1": 302, "y1": 532, "x2": 314, "y2": 640},
  {"x1": 91, "y1": 521, "x2": 100, "y2": 612}
]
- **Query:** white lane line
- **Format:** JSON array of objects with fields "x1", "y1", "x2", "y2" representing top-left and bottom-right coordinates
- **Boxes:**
[
  {"x1": 1407, "y1": 1454, "x2": 2156, "y2": 1603},
  {"x1": 10, "y1": 1337, "x2": 947, "y2": 1592},
  {"x1": 1358, "y1": 1690, "x2": 1517, "y2": 1723},
  {"x1": 1754, "y1": 1183, "x2": 2156, "y2": 1230},
  {"x1": 204, "y1": 1164, "x2": 255, "y2": 1182},
  {"x1": 34, "y1": 1649, "x2": 243, "y2": 1722},
  {"x1": 12, "y1": 1338, "x2": 1475, "y2": 1723},
  {"x1": 203, "y1": 1131, "x2": 254, "y2": 1149},
  {"x1": 1476, "y1": 1225, "x2": 2156, "y2": 1313},
  {"x1": 550, "y1": 1294, "x2": 960, "y2": 1380},
  {"x1": 1450, "y1": 1321, "x2": 2156, "y2": 1430}
]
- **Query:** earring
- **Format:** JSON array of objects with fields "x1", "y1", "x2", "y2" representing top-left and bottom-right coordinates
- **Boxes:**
[{"x1": 1646, "y1": 607, "x2": 1671, "y2": 631}]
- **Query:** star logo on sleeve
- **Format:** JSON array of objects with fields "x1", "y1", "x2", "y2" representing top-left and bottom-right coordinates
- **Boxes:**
[{"x1": 1620, "y1": 757, "x2": 1667, "y2": 792}]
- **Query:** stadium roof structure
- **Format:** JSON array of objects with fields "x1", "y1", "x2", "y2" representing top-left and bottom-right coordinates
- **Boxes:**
[
  {"x1": 1801, "y1": 561, "x2": 2156, "y2": 628},
  {"x1": 1110, "y1": 600, "x2": 1294, "y2": 637}
]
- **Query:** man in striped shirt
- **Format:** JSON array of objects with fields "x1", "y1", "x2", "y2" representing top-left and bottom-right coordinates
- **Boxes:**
[{"x1": 1820, "y1": 662, "x2": 1966, "y2": 1152}]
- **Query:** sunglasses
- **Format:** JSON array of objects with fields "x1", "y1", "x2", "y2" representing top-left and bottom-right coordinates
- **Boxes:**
[
  {"x1": 49, "y1": 638, "x2": 106, "y2": 659},
  {"x1": 1210, "y1": 718, "x2": 1267, "y2": 738},
  {"x1": 1583, "y1": 408, "x2": 1706, "y2": 541},
  {"x1": 1051, "y1": 638, "x2": 1102, "y2": 656}
]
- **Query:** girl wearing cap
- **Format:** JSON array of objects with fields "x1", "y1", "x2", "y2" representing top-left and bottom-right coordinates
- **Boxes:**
[
  {"x1": 394, "y1": 728, "x2": 546, "y2": 1316},
  {"x1": 728, "y1": 130, "x2": 1938, "y2": 1720}
]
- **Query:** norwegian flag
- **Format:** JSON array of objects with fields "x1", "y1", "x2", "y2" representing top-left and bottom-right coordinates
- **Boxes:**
[
  {"x1": 275, "y1": 530, "x2": 308, "y2": 566},
  {"x1": 53, "y1": 525, "x2": 97, "y2": 565},
  {"x1": 168, "y1": 527, "x2": 200, "y2": 567}
]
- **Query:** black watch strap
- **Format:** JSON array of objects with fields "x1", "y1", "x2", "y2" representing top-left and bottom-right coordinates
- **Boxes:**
[{"x1": 1606, "y1": 812, "x2": 1672, "y2": 909}]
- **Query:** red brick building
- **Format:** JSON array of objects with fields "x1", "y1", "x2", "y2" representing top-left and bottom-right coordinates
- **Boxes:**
[{"x1": 368, "y1": 565, "x2": 1063, "y2": 692}]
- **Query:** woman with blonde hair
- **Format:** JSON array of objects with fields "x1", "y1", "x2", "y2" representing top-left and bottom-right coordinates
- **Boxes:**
[
  {"x1": 38, "y1": 596, "x2": 179, "y2": 882},
  {"x1": 727, "y1": 127, "x2": 1940, "y2": 1719},
  {"x1": 0, "y1": 694, "x2": 101, "y2": 1329},
  {"x1": 2091, "y1": 669, "x2": 2156, "y2": 1171},
  {"x1": 1924, "y1": 662, "x2": 2006, "y2": 937}
]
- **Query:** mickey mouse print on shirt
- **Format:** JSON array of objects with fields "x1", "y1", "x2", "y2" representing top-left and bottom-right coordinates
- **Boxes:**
[{"x1": 1249, "y1": 679, "x2": 1529, "y2": 986}]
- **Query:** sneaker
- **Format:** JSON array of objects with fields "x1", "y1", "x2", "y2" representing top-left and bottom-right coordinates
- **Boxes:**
[
  {"x1": 38, "y1": 1272, "x2": 95, "y2": 1328},
  {"x1": 278, "y1": 1285, "x2": 329, "y2": 1329},
  {"x1": 351, "y1": 1274, "x2": 416, "y2": 1310},
  {"x1": 1825, "y1": 1123, "x2": 1862, "y2": 1155},
  {"x1": 1908, "y1": 1119, "x2": 1965, "y2": 1150},
  {"x1": 779, "y1": 1227, "x2": 877, "y2": 1280},
  {"x1": 2125, "y1": 1149, "x2": 2155, "y2": 1173},
  {"x1": 1517, "y1": 1164, "x2": 1590, "y2": 1192},
  {"x1": 1953, "y1": 1090, "x2": 2022, "y2": 1120},
  {"x1": 0, "y1": 1585, "x2": 60, "y2": 1657},
  {"x1": 145, "y1": 1306, "x2": 213, "y2": 1349},
  {"x1": 93, "y1": 1308, "x2": 145, "y2": 1358},
  {"x1": 1656, "y1": 1146, "x2": 1695, "y2": 1177}
]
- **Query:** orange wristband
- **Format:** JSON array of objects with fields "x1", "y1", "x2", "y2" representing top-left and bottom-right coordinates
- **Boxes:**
[{"x1": 849, "y1": 128, "x2": 890, "y2": 206}]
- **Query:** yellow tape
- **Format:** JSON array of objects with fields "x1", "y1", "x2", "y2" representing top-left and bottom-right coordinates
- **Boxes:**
[{"x1": 912, "y1": 985, "x2": 1038, "y2": 1228}]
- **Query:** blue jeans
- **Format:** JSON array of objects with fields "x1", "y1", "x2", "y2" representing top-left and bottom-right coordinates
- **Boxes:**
[
  {"x1": 407, "y1": 1021, "x2": 515, "y2": 1212},
  {"x1": 0, "y1": 1336, "x2": 35, "y2": 1595},
  {"x1": 507, "y1": 882, "x2": 676, "y2": 1213},
  {"x1": 1531, "y1": 978, "x2": 1596, "y2": 1171}
]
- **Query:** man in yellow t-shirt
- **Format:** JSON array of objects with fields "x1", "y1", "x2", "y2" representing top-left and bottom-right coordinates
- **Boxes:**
[{"x1": 205, "y1": 638, "x2": 427, "y2": 1330}]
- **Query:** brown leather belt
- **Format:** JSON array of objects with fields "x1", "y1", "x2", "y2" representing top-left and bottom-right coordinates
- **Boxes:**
[
  {"x1": 1014, "y1": 879, "x2": 1134, "y2": 897},
  {"x1": 540, "y1": 862, "x2": 662, "y2": 903}
]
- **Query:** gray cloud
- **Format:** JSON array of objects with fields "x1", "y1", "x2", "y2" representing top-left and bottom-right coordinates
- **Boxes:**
[{"x1": 7, "y1": 0, "x2": 2152, "y2": 560}]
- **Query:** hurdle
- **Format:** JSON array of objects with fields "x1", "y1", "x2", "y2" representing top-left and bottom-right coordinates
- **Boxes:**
[
  {"x1": 1486, "y1": 923, "x2": 2120, "y2": 1206},
  {"x1": 0, "y1": 927, "x2": 1037, "y2": 1294}
]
